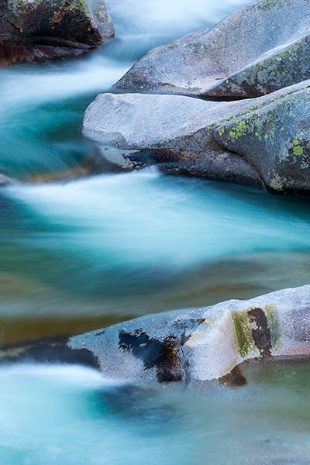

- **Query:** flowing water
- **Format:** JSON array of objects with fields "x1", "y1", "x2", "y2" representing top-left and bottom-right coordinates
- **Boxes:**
[
  {"x1": 0, "y1": 360, "x2": 309, "y2": 464},
  {"x1": 0, "y1": 0, "x2": 309, "y2": 462}
]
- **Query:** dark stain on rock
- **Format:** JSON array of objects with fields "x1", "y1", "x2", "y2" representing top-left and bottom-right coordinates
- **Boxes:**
[
  {"x1": 94, "y1": 329, "x2": 106, "y2": 337},
  {"x1": 248, "y1": 308, "x2": 272, "y2": 358},
  {"x1": 118, "y1": 330, "x2": 182, "y2": 382},
  {"x1": 0, "y1": 336, "x2": 100, "y2": 370},
  {"x1": 219, "y1": 364, "x2": 247, "y2": 388}
]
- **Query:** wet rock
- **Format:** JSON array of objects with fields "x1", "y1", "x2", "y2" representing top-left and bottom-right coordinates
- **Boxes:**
[
  {"x1": 0, "y1": 0, "x2": 114, "y2": 65},
  {"x1": 115, "y1": 0, "x2": 310, "y2": 98},
  {"x1": 69, "y1": 285, "x2": 310, "y2": 383},
  {"x1": 82, "y1": 80, "x2": 310, "y2": 192}
]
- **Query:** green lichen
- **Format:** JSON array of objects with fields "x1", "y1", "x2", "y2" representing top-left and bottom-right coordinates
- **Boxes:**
[
  {"x1": 292, "y1": 137, "x2": 304, "y2": 156},
  {"x1": 228, "y1": 119, "x2": 248, "y2": 140},
  {"x1": 293, "y1": 145, "x2": 303, "y2": 156},
  {"x1": 264, "y1": 304, "x2": 281, "y2": 349},
  {"x1": 231, "y1": 311, "x2": 255, "y2": 357},
  {"x1": 261, "y1": 0, "x2": 291, "y2": 11}
]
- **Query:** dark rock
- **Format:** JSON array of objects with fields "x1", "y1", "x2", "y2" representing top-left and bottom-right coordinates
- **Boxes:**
[
  {"x1": 0, "y1": 0, "x2": 114, "y2": 65},
  {"x1": 115, "y1": 0, "x2": 310, "y2": 98}
]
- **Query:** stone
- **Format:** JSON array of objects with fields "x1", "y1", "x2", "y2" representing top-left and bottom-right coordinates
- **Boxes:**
[
  {"x1": 82, "y1": 92, "x2": 264, "y2": 187},
  {"x1": 214, "y1": 82, "x2": 310, "y2": 193},
  {"x1": 68, "y1": 284, "x2": 310, "y2": 383},
  {"x1": 1, "y1": 285, "x2": 310, "y2": 384},
  {"x1": 82, "y1": 80, "x2": 310, "y2": 192},
  {"x1": 0, "y1": 174, "x2": 11, "y2": 185},
  {"x1": 0, "y1": 0, "x2": 114, "y2": 65},
  {"x1": 115, "y1": 0, "x2": 310, "y2": 98}
]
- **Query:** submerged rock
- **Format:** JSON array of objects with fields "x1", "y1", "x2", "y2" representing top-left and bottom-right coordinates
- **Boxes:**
[
  {"x1": 0, "y1": 173, "x2": 12, "y2": 186},
  {"x1": 68, "y1": 285, "x2": 310, "y2": 383},
  {"x1": 82, "y1": 80, "x2": 310, "y2": 192},
  {"x1": 0, "y1": 0, "x2": 114, "y2": 65},
  {"x1": 115, "y1": 0, "x2": 310, "y2": 98}
]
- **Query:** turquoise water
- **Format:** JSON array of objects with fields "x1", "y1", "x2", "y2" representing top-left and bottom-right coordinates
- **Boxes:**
[
  {"x1": 0, "y1": 0, "x2": 309, "y2": 462},
  {"x1": 0, "y1": 360, "x2": 309, "y2": 465},
  {"x1": 0, "y1": 0, "x2": 309, "y2": 343}
]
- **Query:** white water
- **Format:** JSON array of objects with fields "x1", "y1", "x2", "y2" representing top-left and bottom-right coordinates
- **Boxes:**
[{"x1": 5, "y1": 170, "x2": 310, "y2": 270}]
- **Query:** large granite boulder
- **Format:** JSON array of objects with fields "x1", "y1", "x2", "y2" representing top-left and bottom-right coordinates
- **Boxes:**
[
  {"x1": 82, "y1": 80, "x2": 310, "y2": 193},
  {"x1": 67, "y1": 285, "x2": 310, "y2": 384},
  {"x1": 115, "y1": 0, "x2": 310, "y2": 98},
  {"x1": 2, "y1": 285, "x2": 309, "y2": 385},
  {"x1": 0, "y1": 0, "x2": 114, "y2": 65}
]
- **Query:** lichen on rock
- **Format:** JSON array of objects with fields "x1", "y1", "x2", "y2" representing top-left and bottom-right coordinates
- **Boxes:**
[
  {"x1": 115, "y1": 0, "x2": 310, "y2": 98},
  {"x1": 67, "y1": 285, "x2": 310, "y2": 383}
]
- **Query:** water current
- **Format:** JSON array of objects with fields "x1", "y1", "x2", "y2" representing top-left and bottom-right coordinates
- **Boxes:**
[{"x1": 0, "y1": 0, "x2": 309, "y2": 463}]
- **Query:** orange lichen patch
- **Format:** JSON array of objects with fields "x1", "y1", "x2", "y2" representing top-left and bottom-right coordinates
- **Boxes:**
[{"x1": 50, "y1": 9, "x2": 68, "y2": 24}]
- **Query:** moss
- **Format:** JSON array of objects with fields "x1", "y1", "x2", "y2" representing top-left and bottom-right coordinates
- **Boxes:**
[{"x1": 232, "y1": 311, "x2": 255, "y2": 357}]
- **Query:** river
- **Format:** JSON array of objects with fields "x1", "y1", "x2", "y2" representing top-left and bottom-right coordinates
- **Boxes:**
[{"x1": 0, "y1": 0, "x2": 309, "y2": 463}]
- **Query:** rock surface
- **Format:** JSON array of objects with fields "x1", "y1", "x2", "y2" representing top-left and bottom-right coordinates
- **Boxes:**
[
  {"x1": 214, "y1": 82, "x2": 310, "y2": 192},
  {"x1": 115, "y1": 0, "x2": 310, "y2": 98},
  {"x1": 0, "y1": 0, "x2": 114, "y2": 65},
  {"x1": 1, "y1": 285, "x2": 309, "y2": 384},
  {"x1": 68, "y1": 285, "x2": 310, "y2": 383},
  {"x1": 82, "y1": 80, "x2": 310, "y2": 192},
  {"x1": 0, "y1": 173, "x2": 12, "y2": 186}
]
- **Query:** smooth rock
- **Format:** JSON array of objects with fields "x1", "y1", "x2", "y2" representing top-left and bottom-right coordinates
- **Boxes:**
[
  {"x1": 115, "y1": 0, "x2": 310, "y2": 98},
  {"x1": 82, "y1": 80, "x2": 310, "y2": 192},
  {"x1": 0, "y1": 0, "x2": 114, "y2": 65},
  {"x1": 82, "y1": 92, "x2": 263, "y2": 187},
  {"x1": 69, "y1": 285, "x2": 310, "y2": 383}
]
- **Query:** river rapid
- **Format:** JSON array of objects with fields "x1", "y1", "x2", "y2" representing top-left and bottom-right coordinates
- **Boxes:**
[{"x1": 0, "y1": 0, "x2": 309, "y2": 463}]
